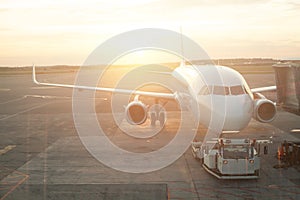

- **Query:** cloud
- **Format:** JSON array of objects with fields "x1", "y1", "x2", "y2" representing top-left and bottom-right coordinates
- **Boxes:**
[
  {"x1": 0, "y1": 28, "x2": 11, "y2": 31},
  {"x1": 288, "y1": 2, "x2": 300, "y2": 10},
  {"x1": 0, "y1": 8, "x2": 9, "y2": 12},
  {"x1": 155, "y1": 0, "x2": 271, "y2": 7}
]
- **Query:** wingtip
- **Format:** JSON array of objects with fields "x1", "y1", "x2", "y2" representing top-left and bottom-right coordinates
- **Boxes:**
[{"x1": 32, "y1": 64, "x2": 39, "y2": 85}]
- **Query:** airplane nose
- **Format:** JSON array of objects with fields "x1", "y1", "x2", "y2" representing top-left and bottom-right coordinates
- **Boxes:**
[{"x1": 223, "y1": 95, "x2": 253, "y2": 131}]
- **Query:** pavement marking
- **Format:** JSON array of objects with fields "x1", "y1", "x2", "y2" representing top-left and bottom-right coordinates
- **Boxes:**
[
  {"x1": 0, "y1": 96, "x2": 26, "y2": 105},
  {"x1": 0, "y1": 169, "x2": 29, "y2": 200},
  {"x1": 0, "y1": 95, "x2": 106, "y2": 120},
  {"x1": 25, "y1": 94, "x2": 71, "y2": 99},
  {"x1": 0, "y1": 95, "x2": 71, "y2": 105},
  {"x1": 0, "y1": 102, "x2": 53, "y2": 121},
  {"x1": 0, "y1": 88, "x2": 10, "y2": 92},
  {"x1": 30, "y1": 86, "x2": 58, "y2": 90},
  {"x1": 0, "y1": 145, "x2": 16, "y2": 155},
  {"x1": 290, "y1": 129, "x2": 300, "y2": 133},
  {"x1": 0, "y1": 94, "x2": 108, "y2": 105}
]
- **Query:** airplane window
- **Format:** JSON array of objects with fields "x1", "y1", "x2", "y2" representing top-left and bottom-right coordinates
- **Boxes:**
[
  {"x1": 212, "y1": 86, "x2": 230, "y2": 95},
  {"x1": 213, "y1": 86, "x2": 225, "y2": 95},
  {"x1": 230, "y1": 85, "x2": 245, "y2": 95},
  {"x1": 199, "y1": 86, "x2": 208, "y2": 95},
  {"x1": 213, "y1": 86, "x2": 224, "y2": 95},
  {"x1": 225, "y1": 87, "x2": 230, "y2": 95},
  {"x1": 199, "y1": 85, "x2": 212, "y2": 95}
]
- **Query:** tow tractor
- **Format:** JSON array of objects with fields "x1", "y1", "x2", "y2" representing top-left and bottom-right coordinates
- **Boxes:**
[{"x1": 191, "y1": 138, "x2": 260, "y2": 179}]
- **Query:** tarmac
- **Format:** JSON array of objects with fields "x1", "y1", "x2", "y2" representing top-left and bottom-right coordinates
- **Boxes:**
[{"x1": 1, "y1": 71, "x2": 300, "y2": 199}]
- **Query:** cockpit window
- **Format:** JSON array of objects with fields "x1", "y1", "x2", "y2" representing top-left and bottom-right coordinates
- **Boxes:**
[
  {"x1": 199, "y1": 85, "x2": 212, "y2": 95},
  {"x1": 199, "y1": 86, "x2": 208, "y2": 95},
  {"x1": 230, "y1": 85, "x2": 245, "y2": 95},
  {"x1": 199, "y1": 85, "x2": 245, "y2": 96},
  {"x1": 213, "y1": 86, "x2": 230, "y2": 95}
]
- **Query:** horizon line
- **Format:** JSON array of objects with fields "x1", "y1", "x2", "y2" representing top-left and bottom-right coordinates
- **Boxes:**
[{"x1": 1, "y1": 57, "x2": 300, "y2": 68}]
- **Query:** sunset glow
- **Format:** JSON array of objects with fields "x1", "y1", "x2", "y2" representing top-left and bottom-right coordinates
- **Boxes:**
[{"x1": 0, "y1": 0, "x2": 299, "y2": 66}]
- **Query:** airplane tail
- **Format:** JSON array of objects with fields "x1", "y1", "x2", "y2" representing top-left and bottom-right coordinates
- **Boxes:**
[{"x1": 180, "y1": 26, "x2": 185, "y2": 67}]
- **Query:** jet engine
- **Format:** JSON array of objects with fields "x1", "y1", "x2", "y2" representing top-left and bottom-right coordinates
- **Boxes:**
[
  {"x1": 125, "y1": 100, "x2": 148, "y2": 125},
  {"x1": 253, "y1": 98, "x2": 276, "y2": 123}
]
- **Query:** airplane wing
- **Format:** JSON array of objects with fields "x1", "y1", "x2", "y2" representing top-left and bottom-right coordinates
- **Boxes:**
[
  {"x1": 251, "y1": 86, "x2": 276, "y2": 93},
  {"x1": 32, "y1": 65, "x2": 176, "y2": 99}
]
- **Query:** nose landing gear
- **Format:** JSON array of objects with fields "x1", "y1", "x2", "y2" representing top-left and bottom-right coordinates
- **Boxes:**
[{"x1": 149, "y1": 103, "x2": 166, "y2": 127}]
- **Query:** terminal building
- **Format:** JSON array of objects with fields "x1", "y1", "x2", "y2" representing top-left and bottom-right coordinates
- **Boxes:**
[{"x1": 273, "y1": 62, "x2": 300, "y2": 114}]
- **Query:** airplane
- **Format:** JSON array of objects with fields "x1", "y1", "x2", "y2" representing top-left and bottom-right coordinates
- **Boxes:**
[{"x1": 32, "y1": 63, "x2": 277, "y2": 133}]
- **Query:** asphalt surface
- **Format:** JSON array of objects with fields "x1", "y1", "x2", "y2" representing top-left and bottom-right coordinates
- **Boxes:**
[{"x1": 0, "y1": 70, "x2": 300, "y2": 199}]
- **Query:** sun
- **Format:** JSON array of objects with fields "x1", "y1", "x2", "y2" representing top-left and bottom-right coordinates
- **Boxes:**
[{"x1": 113, "y1": 49, "x2": 181, "y2": 65}]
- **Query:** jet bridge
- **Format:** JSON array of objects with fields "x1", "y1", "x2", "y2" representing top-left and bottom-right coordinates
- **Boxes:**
[{"x1": 273, "y1": 62, "x2": 300, "y2": 114}]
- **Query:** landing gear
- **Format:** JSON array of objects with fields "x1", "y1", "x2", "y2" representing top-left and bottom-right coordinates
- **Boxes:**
[
  {"x1": 158, "y1": 112, "x2": 165, "y2": 127},
  {"x1": 150, "y1": 112, "x2": 156, "y2": 126},
  {"x1": 149, "y1": 101, "x2": 166, "y2": 127},
  {"x1": 150, "y1": 111, "x2": 166, "y2": 127}
]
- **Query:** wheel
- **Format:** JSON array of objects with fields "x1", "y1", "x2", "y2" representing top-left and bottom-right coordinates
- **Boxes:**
[
  {"x1": 159, "y1": 112, "x2": 165, "y2": 127},
  {"x1": 254, "y1": 169, "x2": 260, "y2": 176},
  {"x1": 150, "y1": 112, "x2": 156, "y2": 126},
  {"x1": 191, "y1": 147, "x2": 197, "y2": 158},
  {"x1": 200, "y1": 157, "x2": 204, "y2": 163},
  {"x1": 191, "y1": 147, "x2": 201, "y2": 161}
]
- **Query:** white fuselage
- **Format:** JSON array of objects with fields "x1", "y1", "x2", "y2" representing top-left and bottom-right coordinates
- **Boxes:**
[{"x1": 172, "y1": 65, "x2": 254, "y2": 131}]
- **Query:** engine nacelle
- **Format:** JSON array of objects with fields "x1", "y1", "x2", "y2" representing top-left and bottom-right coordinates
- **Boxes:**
[
  {"x1": 125, "y1": 101, "x2": 148, "y2": 125},
  {"x1": 253, "y1": 99, "x2": 276, "y2": 123}
]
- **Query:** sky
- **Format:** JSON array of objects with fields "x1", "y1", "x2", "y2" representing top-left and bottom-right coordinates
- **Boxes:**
[{"x1": 0, "y1": 0, "x2": 300, "y2": 66}]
